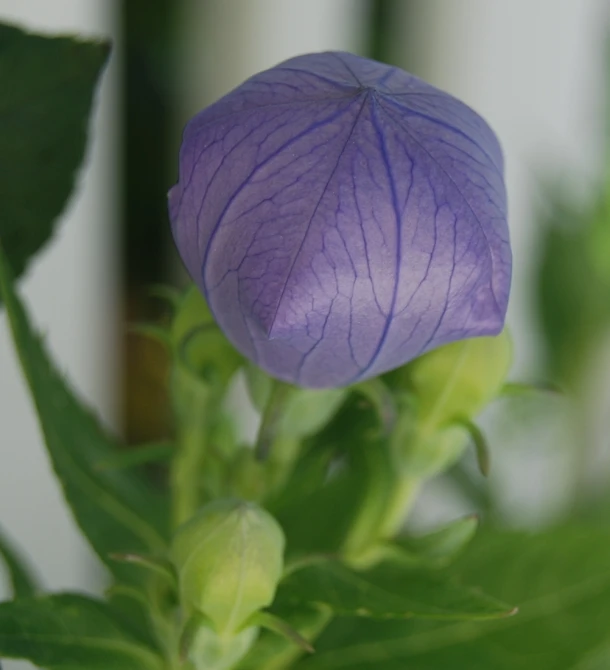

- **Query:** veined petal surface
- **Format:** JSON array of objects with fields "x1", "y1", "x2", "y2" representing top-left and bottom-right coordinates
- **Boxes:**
[{"x1": 169, "y1": 52, "x2": 511, "y2": 388}]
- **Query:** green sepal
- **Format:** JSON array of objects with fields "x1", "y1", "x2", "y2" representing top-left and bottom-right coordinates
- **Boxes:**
[
  {"x1": 246, "y1": 611, "x2": 314, "y2": 654},
  {"x1": 108, "y1": 553, "x2": 177, "y2": 588},
  {"x1": 179, "y1": 610, "x2": 210, "y2": 663},
  {"x1": 105, "y1": 584, "x2": 150, "y2": 611},
  {"x1": 179, "y1": 611, "x2": 258, "y2": 670},
  {"x1": 236, "y1": 604, "x2": 330, "y2": 670},
  {"x1": 452, "y1": 418, "x2": 490, "y2": 476},
  {"x1": 0, "y1": 524, "x2": 40, "y2": 599}
]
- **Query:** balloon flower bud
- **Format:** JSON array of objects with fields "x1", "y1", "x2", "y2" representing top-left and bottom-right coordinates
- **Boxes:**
[
  {"x1": 169, "y1": 51, "x2": 511, "y2": 388},
  {"x1": 401, "y1": 329, "x2": 512, "y2": 429},
  {"x1": 170, "y1": 499, "x2": 285, "y2": 635}
]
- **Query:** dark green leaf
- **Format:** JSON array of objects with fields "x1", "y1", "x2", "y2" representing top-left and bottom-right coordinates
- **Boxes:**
[
  {"x1": 273, "y1": 396, "x2": 385, "y2": 558},
  {"x1": 278, "y1": 559, "x2": 514, "y2": 621},
  {"x1": 296, "y1": 526, "x2": 610, "y2": 670},
  {"x1": 274, "y1": 454, "x2": 369, "y2": 558},
  {"x1": 0, "y1": 593, "x2": 162, "y2": 669},
  {"x1": 0, "y1": 524, "x2": 40, "y2": 598},
  {"x1": 0, "y1": 22, "x2": 110, "y2": 299},
  {"x1": 0, "y1": 247, "x2": 169, "y2": 587}
]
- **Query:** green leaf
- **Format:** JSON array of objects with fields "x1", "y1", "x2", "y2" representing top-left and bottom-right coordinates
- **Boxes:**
[
  {"x1": 390, "y1": 515, "x2": 479, "y2": 568},
  {"x1": 274, "y1": 452, "x2": 369, "y2": 558},
  {"x1": 0, "y1": 247, "x2": 169, "y2": 586},
  {"x1": 278, "y1": 559, "x2": 514, "y2": 621},
  {"x1": 0, "y1": 524, "x2": 40, "y2": 598},
  {"x1": 296, "y1": 526, "x2": 610, "y2": 670},
  {"x1": 0, "y1": 593, "x2": 162, "y2": 669},
  {"x1": 272, "y1": 396, "x2": 383, "y2": 558},
  {"x1": 0, "y1": 22, "x2": 110, "y2": 300}
]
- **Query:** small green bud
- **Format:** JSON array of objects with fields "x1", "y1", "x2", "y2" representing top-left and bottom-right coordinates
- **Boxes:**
[
  {"x1": 171, "y1": 284, "x2": 215, "y2": 337},
  {"x1": 393, "y1": 330, "x2": 512, "y2": 429},
  {"x1": 170, "y1": 499, "x2": 285, "y2": 635},
  {"x1": 171, "y1": 285, "x2": 242, "y2": 387},
  {"x1": 245, "y1": 363, "x2": 347, "y2": 440}
]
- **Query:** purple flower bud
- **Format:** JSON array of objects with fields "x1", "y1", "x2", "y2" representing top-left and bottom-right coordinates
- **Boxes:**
[{"x1": 169, "y1": 52, "x2": 511, "y2": 388}]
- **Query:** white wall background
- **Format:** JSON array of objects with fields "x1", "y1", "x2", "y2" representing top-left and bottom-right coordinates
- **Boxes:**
[
  {"x1": 0, "y1": 0, "x2": 609, "y2": 668},
  {"x1": 402, "y1": 0, "x2": 609, "y2": 377},
  {"x1": 397, "y1": 0, "x2": 610, "y2": 526}
]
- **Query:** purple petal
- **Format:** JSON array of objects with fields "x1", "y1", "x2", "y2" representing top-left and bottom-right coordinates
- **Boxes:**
[{"x1": 169, "y1": 52, "x2": 511, "y2": 388}]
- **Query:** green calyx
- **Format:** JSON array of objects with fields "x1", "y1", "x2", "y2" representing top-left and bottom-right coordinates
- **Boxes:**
[
  {"x1": 170, "y1": 499, "x2": 285, "y2": 636},
  {"x1": 395, "y1": 329, "x2": 513, "y2": 432}
]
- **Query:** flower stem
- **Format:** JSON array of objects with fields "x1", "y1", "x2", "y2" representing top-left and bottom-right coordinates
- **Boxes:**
[
  {"x1": 254, "y1": 381, "x2": 294, "y2": 461},
  {"x1": 340, "y1": 438, "x2": 410, "y2": 564},
  {"x1": 170, "y1": 422, "x2": 208, "y2": 528},
  {"x1": 377, "y1": 475, "x2": 420, "y2": 539}
]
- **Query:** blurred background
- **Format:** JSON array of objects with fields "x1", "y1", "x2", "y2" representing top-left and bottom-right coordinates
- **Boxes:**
[{"x1": 2, "y1": 3, "x2": 610, "y2": 666}]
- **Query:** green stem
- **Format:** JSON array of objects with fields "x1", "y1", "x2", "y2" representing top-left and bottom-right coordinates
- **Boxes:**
[
  {"x1": 377, "y1": 475, "x2": 420, "y2": 539},
  {"x1": 171, "y1": 421, "x2": 208, "y2": 528},
  {"x1": 146, "y1": 573, "x2": 180, "y2": 669},
  {"x1": 253, "y1": 381, "x2": 308, "y2": 497},
  {"x1": 265, "y1": 436, "x2": 301, "y2": 495},
  {"x1": 255, "y1": 381, "x2": 295, "y2": 461},
  {"x1": 340, "y1": 438, "x2": 411, "y2": 564},
  {"x1": 340, "y1": 394, "x2": 423, "y2": 565}
]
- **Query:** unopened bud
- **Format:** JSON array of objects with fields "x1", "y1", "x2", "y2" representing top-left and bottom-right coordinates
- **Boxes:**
[
  {"x1": 393, "y1": 330, "x2": 512, "y2": 429},
  {"x1": 170, "y1": 499, "x2": 285, "y2": 635}
]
